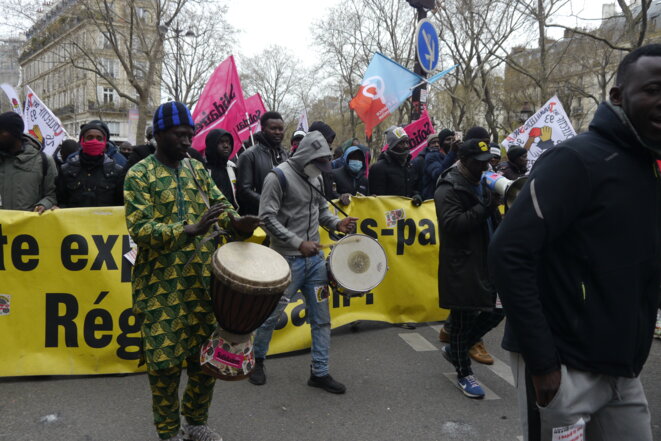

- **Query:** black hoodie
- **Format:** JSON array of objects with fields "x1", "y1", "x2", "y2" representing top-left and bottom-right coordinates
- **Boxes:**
[
  {"x1": 489, "y1": 102, "x2": 661, "y2": 378},
  {"x1": 205, "y1": 128, "x2": 237, "y2": 209}
]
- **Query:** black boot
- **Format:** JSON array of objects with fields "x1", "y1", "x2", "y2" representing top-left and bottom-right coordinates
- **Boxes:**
[
  {"x1": 249, "y1": 358, "x2": 266, "y2": 385},
  {"x1": 308, "y1": 373, "x2": 346, "y2": 394}
]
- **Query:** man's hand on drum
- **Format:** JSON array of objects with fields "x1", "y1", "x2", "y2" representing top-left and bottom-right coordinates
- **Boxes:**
[
  {"x1": 338, "y1": 216, "x2": 359, "y2": 234},
  {"x1": 299, "y1": 241, "x2": 322, "y2": 256},
  {"x1": 229, "y1": 213, "x2": 262, "y2": 234},
  {"x1": 184, "y1": 204, "x2": 227, "y2": 236}
]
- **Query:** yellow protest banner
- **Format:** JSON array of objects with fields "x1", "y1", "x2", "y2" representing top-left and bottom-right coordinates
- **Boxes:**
[{"x1": 0, "y1": 197, "x2": 446, "y2": 376}]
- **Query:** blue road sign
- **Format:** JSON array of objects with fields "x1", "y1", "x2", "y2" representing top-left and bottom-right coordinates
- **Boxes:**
[{"x1": 416, "y1": 19, "x2": 439, "y2": 73}]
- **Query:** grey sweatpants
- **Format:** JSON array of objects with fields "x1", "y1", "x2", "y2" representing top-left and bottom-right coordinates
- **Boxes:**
[{"x1": 535, "y1": 364, "x2": 652, "y2": 441}]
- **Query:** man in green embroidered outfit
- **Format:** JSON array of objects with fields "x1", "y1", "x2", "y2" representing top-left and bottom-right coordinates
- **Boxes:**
[{"x1": 124, "y1": 101, "x2": 260, "y2": 441}]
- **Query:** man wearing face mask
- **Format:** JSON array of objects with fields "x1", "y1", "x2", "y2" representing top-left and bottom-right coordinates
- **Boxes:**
[
  {"x1": 204, "y1": 129, "x2": 238, "y2": 209},
  {"x1": 0, "y1": 111, "x2": 57, "y2": 212},
  {"x1": 236, "y1": 111, "x2": 288, "y2": 215},
  {"x1": 329, "y1": 145, "x2": 369, "y2": 205},
  {"x1": 56, "y1": 121, "x2": 124, "y2": 207},
  {"x1": 251, "y1": 130, "x2": 358, "y2": 393},
  {"x1": 369, "y1": 126, "x2": 422, "y2": 206},
  {"x1": 435, "y1": 139, "x2": 504, "y2": 399}
]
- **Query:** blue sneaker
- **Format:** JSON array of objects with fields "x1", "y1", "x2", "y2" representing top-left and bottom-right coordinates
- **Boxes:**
[{"x1": 457, "y1": 375, "x2": 485, "y2": 399}]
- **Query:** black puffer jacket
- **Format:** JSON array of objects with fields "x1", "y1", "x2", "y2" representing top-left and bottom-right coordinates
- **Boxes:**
[
  {"x1": 56, "y1": 153, "x2": 124, "y2": 207},
  {"x1": 368, "y1": 150, "x2": 420, "y2": 197},
  {"x1": 490, "y1": 101, "x2": 661, "y2": 378},
  {"x1": 434, "y1": 166, "x2": 500, "y2": 309},
  {"x1": 205, "y1": 128, "x2": 237, "y2": 209},
  {"x1": 236, "y1": 132, "x2": 287, "y2": 215}
]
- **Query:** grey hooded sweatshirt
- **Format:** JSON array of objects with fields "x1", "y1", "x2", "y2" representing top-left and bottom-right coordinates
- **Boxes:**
[{"x1": 259, "y1": 131, "x2": 341, "y2": 256}]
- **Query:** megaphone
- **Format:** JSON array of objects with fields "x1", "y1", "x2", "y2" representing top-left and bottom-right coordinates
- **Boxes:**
[{"x1": 482, "y1": 172, "x2": 528, "y2": 210}]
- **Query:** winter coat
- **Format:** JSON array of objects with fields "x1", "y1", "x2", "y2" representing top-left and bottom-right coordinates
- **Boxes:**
[
  {"x1": 496, "y1": 161, "x2": 527, "y2": 180},
  {"x1": 331, "y1": 146, "x2": 369, "y2": 196},
  {"x1": 368, "y1": 150, "x2": 420, "y2": 198},
  {"x1": 422, "y1": 149, "x2": 458, "y2": 200},
  {"x1": 489, "y1": 102, "x2": 661, "y2": 378},
  {"x1": 434, "y1": 166, "x2": 500, "y2": 310},
  {"x1": 236, "y1": 132, "x2": 287, "y2": 215},
  {"x1": 259, "y1": 131, "x2": 341, "y2": 256},
  {"x1": 124, "y1": 144, "x2": 204, "y2": 174},
  {"x1": 205, "y1": 128, "x2": 238, "y2": 209},
  {"x1": 0, "y1": 135, "x2": 57, "y2": 210},
  {"x1": 56, "y1": 153, "x2": 124, "y2": 207}
]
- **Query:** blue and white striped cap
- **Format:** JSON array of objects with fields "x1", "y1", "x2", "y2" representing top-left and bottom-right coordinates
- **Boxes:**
[{"x1": 152, "y1": 101, "x2": 195, "y2": 134}]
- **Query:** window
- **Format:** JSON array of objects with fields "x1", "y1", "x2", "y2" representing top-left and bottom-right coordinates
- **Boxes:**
[
  {"x1": 106, "y1": 121, "x2": 120, "y2": 137},
  {"x1": 99, "y1": 58, "x2": 118, "y2": 78},
  {"x1": 134, "y1": 61, "x2": 147, "y2": 79},
  {"x1": 99, "y1": 32, "x2": 113, "y2": 49},
  {"x1": 103, "y1": 87, "x2": 114, "y2": 104}
]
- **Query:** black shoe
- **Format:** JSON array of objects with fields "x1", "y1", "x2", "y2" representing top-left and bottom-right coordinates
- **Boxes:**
[
  {"x1": 307, "y1": 374, "x2": 346, "y2": 394},
  {"x1": 249, "y1": 359, "x2": 266, "y2": 385},
  {"x1": 397, "y1": 323, "x2": 416, "y2": 330}
]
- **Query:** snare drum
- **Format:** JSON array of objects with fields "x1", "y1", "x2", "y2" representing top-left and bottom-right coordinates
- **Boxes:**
[
  {"x1": 201, "y1": 241, "x2": 291, "y2": 380},
  {"x1": 327, "y1": 234, "x2": 388, "y2": 298}
]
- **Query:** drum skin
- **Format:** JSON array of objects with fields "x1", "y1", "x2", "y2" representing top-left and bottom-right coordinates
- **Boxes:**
[{"x1": 327, "y1": 234, "x2": 388, "y2": 297}]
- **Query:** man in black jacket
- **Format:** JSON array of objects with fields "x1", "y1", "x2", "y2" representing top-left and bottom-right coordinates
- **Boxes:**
[
  {"x1": 330, "y1": 145, "x2": 369, "y2": 204},
  {"x1": 124, "y1": 126, "x2": 204, "y2": 173},
  {"x1": 205, "y1": 129, "x2": 238, "y2": 209},
  {"x1": 435, "y1": 139, "x2": 504, "y2": 399},
  {"x1": 489, "y1": 44, "x2": 661, "y2": 441},
  {"x1": 236, "y1": 111, "x2": 287, "y2": 215},
  {"x1": 369, "y1": 126, "x2": 422, "y2": 205}
]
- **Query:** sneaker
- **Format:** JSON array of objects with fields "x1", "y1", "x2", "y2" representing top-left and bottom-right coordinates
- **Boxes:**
[
  {"x1": 655, "y1": 311, "x2": 661, "y2": 339},
  {"x1": 182, "y1": 424, "x2": 222, "y2": 441},
  {"x1": 457, "y1": 375, "x2": 485, "y2": 399},
  {"x1": 307, "y1": 373, "x2": 346, "y2": 394},
  {"x1": 249, "y1": 358, "x2": 266, "y2": 385},
  {"x1": 439, "y1": 325, "x2": 450, "y2": 343},
  {"x1": 441, "y1": 345, "x2": 453, "y2": 365},
  {"x1": 469, "y1": 341, "x2": 494, "y2": 365},
  {"x1": 397, "y1": 323, "x2": 416, "y2": 330}
]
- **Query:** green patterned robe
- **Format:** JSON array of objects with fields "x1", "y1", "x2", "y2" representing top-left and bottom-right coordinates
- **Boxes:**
[{"x1": 124, "y1": 155, "x2": 239, "y2": 371}]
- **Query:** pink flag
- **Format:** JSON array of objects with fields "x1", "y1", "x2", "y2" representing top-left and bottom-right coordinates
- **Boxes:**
[
  {"x1": 235, "y1": 93, "x2": 267, "y2": 147},
  {"x1": 192, "y1": 56, "x2": 247, "y2": 155},
  {"x1": 381, "y1": 110, "x2": 435, "y2": 160}
]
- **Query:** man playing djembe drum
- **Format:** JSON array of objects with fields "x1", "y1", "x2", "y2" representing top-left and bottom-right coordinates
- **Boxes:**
[
  {"x1": 124, "y1": 101, "x2": 260, "y2": 441},
  {"x1": 251, "y1": 129, "x2": 358, "y2": 393}
]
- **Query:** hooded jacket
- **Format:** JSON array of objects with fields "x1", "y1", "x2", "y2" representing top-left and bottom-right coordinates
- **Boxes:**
[
  {"x1": 204, "y1": 128, "x2": 237, "y2": 209},
  {"x1": 0, "y1": 135, "x2": 57, "y2": 210},
  {"x1": 489, "y1": 102, "x2": 661, "y2": 378},
  {"x1": 236, "y1": 131, "x2": 287, "y2": 215},
  {"x1": 331, "y1": 146, "x2": 369, "y2": 196},
  {"x1": 259, "y1": 131, "x2": 341, "y2": 256}
]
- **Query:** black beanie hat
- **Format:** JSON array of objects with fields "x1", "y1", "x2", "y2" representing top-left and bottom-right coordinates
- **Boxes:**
[
  {"x1": 465, "y1": 126, "x2": 490, "y2": 141},
  {"x1": 153, "y1": 101, "x2": 195, "y2": 134},
  {"x1": 437, "y1": 128, "x2": 454, "y2": 145},
  {"x1": 507, "y1": 146, "x2": 527, "y2": 161},
  {"x1": 0, "y1": 111, "x2": 25, "y2": 139},
  {"x1": 309, "y1": 121, "x2": 336, "y2": 145},
  {"x1": 79, "y1": 120, "x2": 110, "y2": 140}
]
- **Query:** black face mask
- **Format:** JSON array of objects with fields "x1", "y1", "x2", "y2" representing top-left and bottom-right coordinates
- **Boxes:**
[{"x1": 388, "y1": 148, "x2": 409, "y2": 164}]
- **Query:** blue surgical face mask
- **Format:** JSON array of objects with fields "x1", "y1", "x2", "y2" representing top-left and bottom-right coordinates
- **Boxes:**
[{"x1": 348, "y1": 159, "x2": 363, "y2": 173}]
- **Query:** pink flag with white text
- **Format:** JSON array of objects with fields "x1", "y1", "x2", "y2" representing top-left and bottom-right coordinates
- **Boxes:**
[
  {"x1": 192, "y1": 55, "x2": 247, "y2": 154},
  {"x1": 235, "y1": 93, "x2": 267, "y2": 150},
  {"x1": 381, "y1": 110, "x2": 435, "y2": 160}
]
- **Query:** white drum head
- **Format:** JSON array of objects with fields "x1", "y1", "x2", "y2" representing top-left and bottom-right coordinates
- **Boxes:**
[
  {"x1": 213, "y1": 242, "x2": 291, "y2": 292},
  {"x1": 328, "y1": 234, "x2": 388, "y2": 292}
]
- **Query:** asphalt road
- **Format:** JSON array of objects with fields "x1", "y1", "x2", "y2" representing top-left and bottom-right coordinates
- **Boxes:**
[{"x1": 1, "y1": 321, "x2": 660, "y2": 441}]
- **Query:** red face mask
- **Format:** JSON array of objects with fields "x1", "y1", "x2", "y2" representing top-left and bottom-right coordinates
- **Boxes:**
[{"x1": 81, "y1": 139, "x2": 106, "y2": 156}]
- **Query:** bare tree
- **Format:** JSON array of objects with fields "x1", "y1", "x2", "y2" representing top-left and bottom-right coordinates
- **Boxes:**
[{"x1": 160, "y1": 3, "x2": 235, "y2": 108}]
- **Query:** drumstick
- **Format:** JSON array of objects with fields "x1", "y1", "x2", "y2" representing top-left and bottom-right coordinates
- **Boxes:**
[{"x1": 320, "y1": 236, "x2": 362, "y2": 249}]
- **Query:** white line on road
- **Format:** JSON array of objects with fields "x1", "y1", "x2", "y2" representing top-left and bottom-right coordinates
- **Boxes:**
[
  {"x1": 517, "y1": 436, "x2": 523, "y2": 441},
  {"x1": 485, "y1": 355, "x2": 515, "y2": 387},
  {"x1": 399, "y1": 333, "x2": 438, "y2": 351},
  {"x1": 443, "y1": 372, "x2": 501, "y2": 400}
]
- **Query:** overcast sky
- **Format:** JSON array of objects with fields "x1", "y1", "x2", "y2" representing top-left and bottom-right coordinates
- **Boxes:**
[{"x1": 226, "y1": 0, "x2": 610, "y2": 68}]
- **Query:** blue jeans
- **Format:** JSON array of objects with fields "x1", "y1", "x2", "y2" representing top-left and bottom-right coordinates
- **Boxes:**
[{"x1": 253, "y1": 252, "x2": 332, "y2": 376}]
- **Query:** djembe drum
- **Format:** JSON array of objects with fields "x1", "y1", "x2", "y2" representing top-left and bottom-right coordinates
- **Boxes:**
[{"x1": 200, "y1": 241, "x2": 291, "y2": 380}]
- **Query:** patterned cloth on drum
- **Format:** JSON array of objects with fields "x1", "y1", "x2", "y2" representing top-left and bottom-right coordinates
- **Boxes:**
[{"x1": 124, "y1": 155, "x2": 242, "y2": 371}]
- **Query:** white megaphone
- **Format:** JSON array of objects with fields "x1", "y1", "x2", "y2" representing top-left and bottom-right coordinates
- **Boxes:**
[{"x1": 482, "y1": 172, "x2": 528, "y2": 210}]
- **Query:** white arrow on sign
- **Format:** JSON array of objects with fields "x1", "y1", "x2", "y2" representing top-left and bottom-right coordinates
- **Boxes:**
[{"x1": 422, "y1": 29, "x2": 436, "y2": 70}]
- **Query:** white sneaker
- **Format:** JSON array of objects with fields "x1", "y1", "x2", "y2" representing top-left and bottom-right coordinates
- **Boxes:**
[
  {"x1": 182, "y1": 424, "x2": 222, "y2": 441},
  {"x1": 655, "y1": 310, "x2": 661, "y2": 339}
]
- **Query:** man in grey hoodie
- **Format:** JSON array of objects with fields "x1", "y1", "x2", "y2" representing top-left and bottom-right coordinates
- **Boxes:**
[{"x1": 250, "y1": 130, "x2": 358, "y2": 394}]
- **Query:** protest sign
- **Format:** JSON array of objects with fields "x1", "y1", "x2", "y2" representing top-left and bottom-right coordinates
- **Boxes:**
[{"x1": 22, "y1": 87, "x2": 67, "y2": 155}]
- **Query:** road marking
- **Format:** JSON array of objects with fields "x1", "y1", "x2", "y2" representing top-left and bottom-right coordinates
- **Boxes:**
[
  {"x1": 443, "y1": 372, "x2": 501, "y2": 400},
  {"x1": 517, "y1": 436, "x2": 524, "y2": 441},
  {"x1": 485, "y1": 355, "x2": 515, "y2": 387},
  {"x1": 399, "y1": 333, "x2": 438, "y2": 351},
  {"x1": 429, "y1": 324, "x2": 443, "y2": 334}
]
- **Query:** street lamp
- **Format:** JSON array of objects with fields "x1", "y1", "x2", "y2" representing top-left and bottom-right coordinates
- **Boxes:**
[
  {"x1": 160, "y1": 22, "x2": 195, "y2": 103},
  {"x1": 519, "y1": 101, "x2": 534, "y2": 123}
]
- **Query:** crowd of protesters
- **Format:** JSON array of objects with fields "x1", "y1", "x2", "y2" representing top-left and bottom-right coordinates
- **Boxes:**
[{"x1": 2, "y1": 44, "x2": 661, "y2": 441}]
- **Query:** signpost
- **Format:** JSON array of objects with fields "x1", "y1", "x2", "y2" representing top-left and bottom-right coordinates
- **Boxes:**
[{"x1": 416, "y1": 19, "x2": 439, "y2": 73}]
